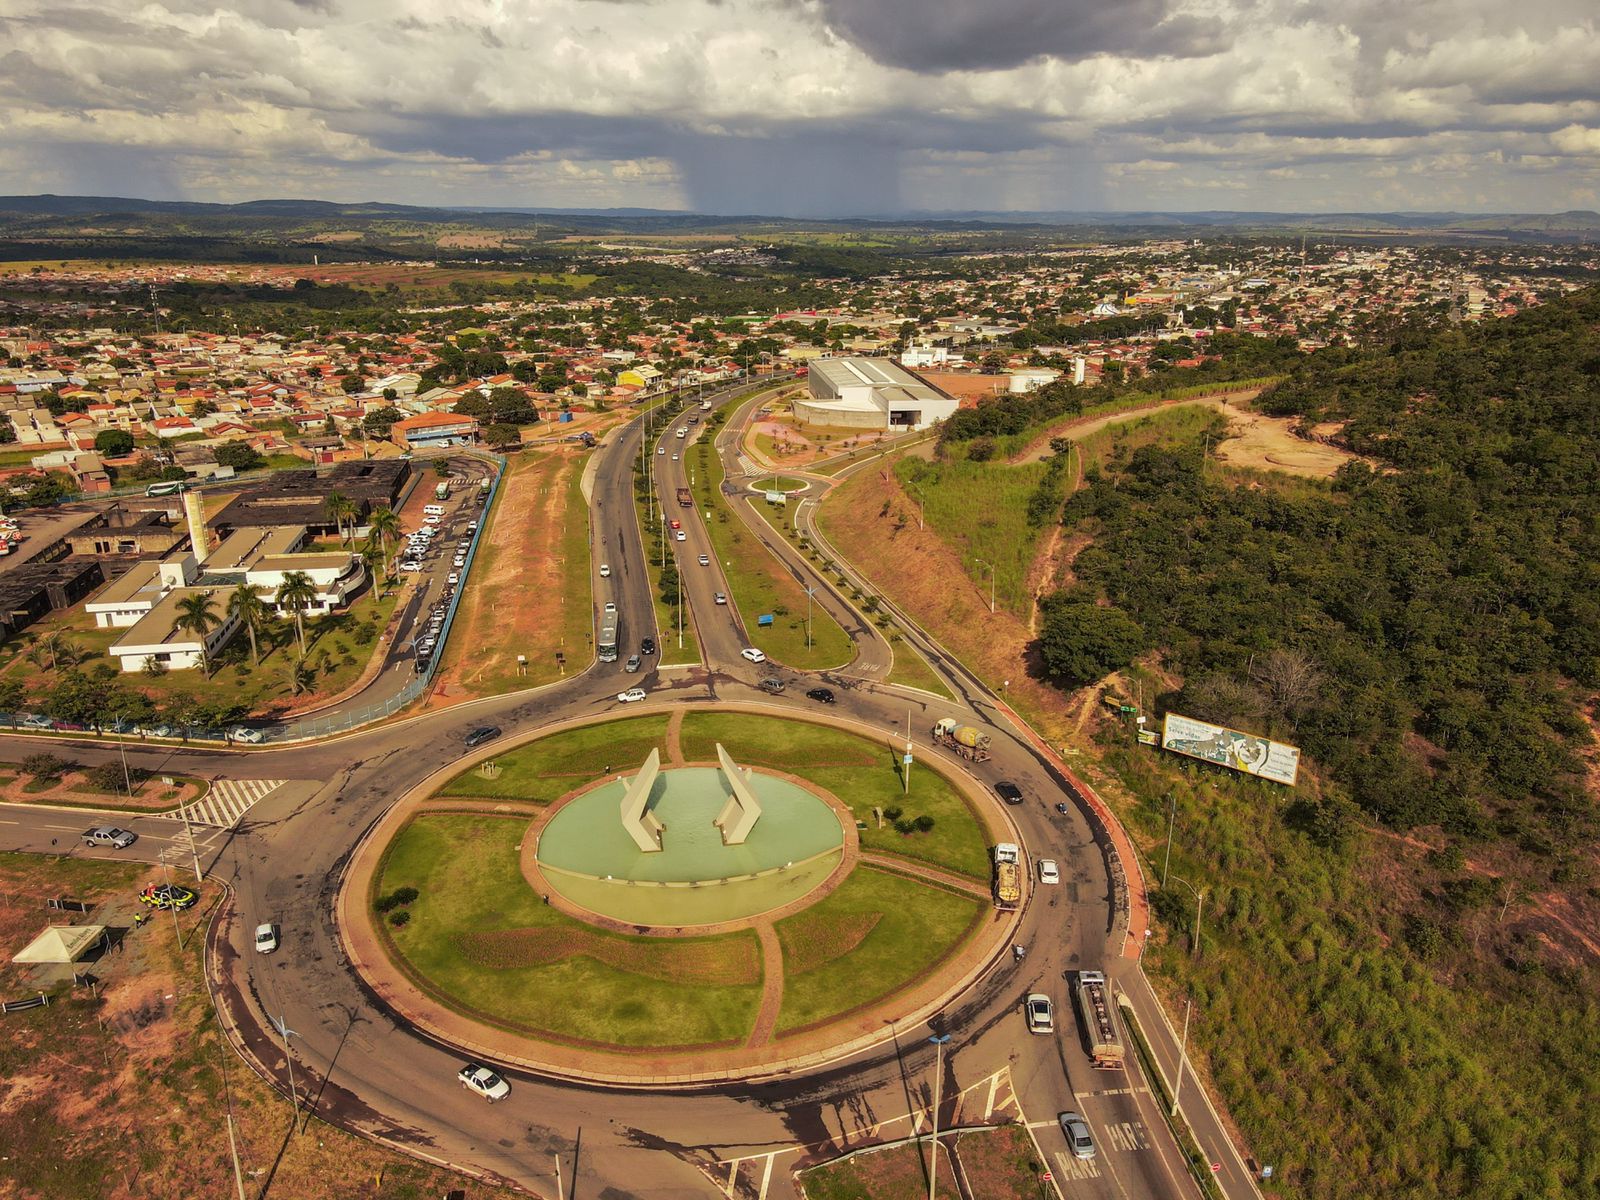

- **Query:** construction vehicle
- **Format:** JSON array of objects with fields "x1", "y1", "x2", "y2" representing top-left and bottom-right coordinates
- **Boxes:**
[
  {"x1": 931, "y1": 717, "x2": 992, "y2": 762},
  {"x1": 676, "y1": 486, "x2": 693, "y2": 508},
  {"x1": 1073, "y1": 970, "x2": 1125, "y2": 1069},
  {"x1": 992, "y1": 843, "x2": 1022, "y2": 909}
]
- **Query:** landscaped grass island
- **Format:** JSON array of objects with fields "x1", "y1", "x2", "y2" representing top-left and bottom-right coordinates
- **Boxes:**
[{"x1": 366, "y1": 709, "x2": 999, "y2": 1063}]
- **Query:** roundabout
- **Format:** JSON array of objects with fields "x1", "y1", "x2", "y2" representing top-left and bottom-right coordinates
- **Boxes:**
[{"x1": 339, "y1": 707, "x2": 1018, "y2": 1081}]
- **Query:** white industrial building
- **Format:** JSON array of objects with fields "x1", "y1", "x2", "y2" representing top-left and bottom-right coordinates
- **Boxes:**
[{"x1": 793, "y1": 358, "x2": 959, "y2": 432}]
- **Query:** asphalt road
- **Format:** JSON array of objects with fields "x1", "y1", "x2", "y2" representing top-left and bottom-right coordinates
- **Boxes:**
[{"x1": 0, "y1": 381, "x2": 1259, "y2": 1200}]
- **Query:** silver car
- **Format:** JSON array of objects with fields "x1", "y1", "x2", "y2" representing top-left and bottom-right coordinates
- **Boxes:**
[
  {"x1": 1058, "y1": 1112, "x2": 1096, "y2": 1159},
  {"x1": 83, "y1": 826, "x2": 136, "y2": 849}
]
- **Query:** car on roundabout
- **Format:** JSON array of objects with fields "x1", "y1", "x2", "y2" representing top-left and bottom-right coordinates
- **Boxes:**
[
  {"x1": 996, "y1": 781, "x2": 1024, "y2": 805},
  {"x1": 83, "y1": 826, "x2": 136, "y2": 849},
  {"x1": 1037, "y1": 859, "x2": 1060, "y2": 885},
  {"x1": 617, "y1": 687, "x2": 648, "y2": 703},
  {"x1": 805, "y1": 687, "x2": 836, "y2": 704},
  {"x1": 458, "y1": 1063, "x2": 511, "y2": 1102},
  {"x1": 140, "y1": 883, "x2": 198, "y2": 911},
  {"x1": 255, "y1": 923, "x2": 279, "y2": 954},
  {"x1": 1025, "y1": 993, "x2": 1054, "y2": 1034},
  {"x1": 758, "y1": 676, "x2": 785, "y2": 694},
  {"x1": 740, "y1": 647, "x2": 766, "y2": 663},
  {"x1": 464, "y1": 725, "x2": 501, "y2": 748}
]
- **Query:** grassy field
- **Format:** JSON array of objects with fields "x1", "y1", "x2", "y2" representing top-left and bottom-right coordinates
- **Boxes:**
[
  {"x1": 378, "y1": 813, "x2": 762, "y2": 1046},
  {"x1": 436, "y1": 714, "x2": 670, "y2": 802},
  {"x1": 0, "y1": 588, "x2": 400, "y2": 719},
  {"x1": 884, "y1": 644, "x2": 955, "y2": 697},
  {"x1": 688, "y1": 438, "x2": 855, "y2": 670},
  {"x1": 800, "y1": 1137, "x2": 959, "y2": 1200},
  {"x1": 774, "y1": 865, "x2": 981, "y2": 1033},
  {"x1": 679, "y1": 712, "x2": 990, "y2": 878},
  {"x1": 0, "y1": 852, "x2": 513, "y2": 1200}
]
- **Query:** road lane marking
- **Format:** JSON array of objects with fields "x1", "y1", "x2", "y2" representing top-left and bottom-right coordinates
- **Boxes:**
[{"x1": 1054, "y1": 1150, "x2": 1103, "y2": 1181}]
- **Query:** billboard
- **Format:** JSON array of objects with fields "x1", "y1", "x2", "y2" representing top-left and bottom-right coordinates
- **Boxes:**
[{"x1": 1160, "y1": 712, "x2": 1300, "y2": 786}]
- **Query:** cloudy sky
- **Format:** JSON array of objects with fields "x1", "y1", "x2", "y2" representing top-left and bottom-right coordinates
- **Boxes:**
[{"x1": 2, "y1": 0, "x2": 1598, "y2": 215}]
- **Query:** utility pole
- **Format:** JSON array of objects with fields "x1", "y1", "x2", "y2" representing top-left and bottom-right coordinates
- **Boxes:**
[
  {"x1": 1171, "y1": 996, "x2": 1194, "y2": 1117},
  {"x1": 805, "y1": 585, "x2": 815, "y2": 649},
  {"x1": 179, "y1": 793, "x2": 203, "y2": 883},
  {"x1": 927, "y1": 1033, "x2": 952, "y2": 1200},
  {"x1": 1170, "y1": 874, "x2": 1206, "y2": 958},
  {"x1": 157, "y1": 850, "x2": 183, "y2": 949},
  {"x1": 1161, "y1": 792, "x2": 1175, "y2": 887}
]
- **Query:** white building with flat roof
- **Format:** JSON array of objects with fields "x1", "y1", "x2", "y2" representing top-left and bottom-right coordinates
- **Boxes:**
[{"x1": 794, "y1": 357, "x2": 959, "y2": 432}]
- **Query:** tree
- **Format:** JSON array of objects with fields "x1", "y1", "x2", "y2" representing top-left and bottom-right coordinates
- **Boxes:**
[
  {"x1": 359, "y1": 540, "x2": 385, "y2": 607},
  {"x1": 173, "y1": 590, "x2": 222, "y2": 676},
  {"x1": 324, "y1": 491, "x2": 355, "y2": 544},
  {"x1": 227, "y1": 583, "x2": 270, "y2": 666},
  {"x1": 215, "y1": 441, "x2": 264, "y2": 472},
  {"x1": 485, "y1": 422, "x2": 520, "y2": 449},
  {"x1": 1036, "y1": 597, "x2": 1145, "y2": 687},
  {"x1": 0, "y1": 678, "x2": 24, "y2": 726},
  {"x1": 275, "y1": 571, "x2": 318, "y2": 657},
  {"x1": 362, "y1": 406, "x2": 403, "y2": 438},
  {"x1": 366, "y1": 505, "x2": 401, "y2": 572},
  {"x1": 94, "y1": 429, "x2": 135, "y2": 456}
]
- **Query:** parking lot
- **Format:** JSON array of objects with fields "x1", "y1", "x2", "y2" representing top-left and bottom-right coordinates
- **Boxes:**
[{"x1": 390, "y1": 461, "x2": 492, "y2": 676}]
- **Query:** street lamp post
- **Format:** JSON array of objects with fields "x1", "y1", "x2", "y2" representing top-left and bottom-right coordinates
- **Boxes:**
[
  {"x1": 1161, "y1": 792, "x2": 1175, "y2": 887},
  {"x1": 927, "y1": 1033, "x2": 951, "y2": 1200},
  {"x1": 804, "y1": 585, "x2": 815, "y2": 649},
  {"x1": 1169, "y1": 874, "x2": 1206, "y2": 958},
  {"x1": 973, "y1": 558, "x2": 996, "y2": 614},
  {"x1": 1171, "y1": 996, "x2": 1194, "y2": 1117}
]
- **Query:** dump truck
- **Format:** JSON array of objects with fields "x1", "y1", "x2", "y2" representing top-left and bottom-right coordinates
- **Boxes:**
[
  {"x1": 1073, "y1": 970, "x2": 1125, "y2": 1069},
  {"x1": 931, "y1": 717, "x2": 992, "y2": 762},
  {"x1": 676, "y1": 486, "x2": 693, "y2": 508},
  {"x1": 992, "y1": 843, "x2": 1022, "y2": 909}
]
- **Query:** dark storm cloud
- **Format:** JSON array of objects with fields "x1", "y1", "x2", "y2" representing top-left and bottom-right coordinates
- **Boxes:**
[{"x1": 812, "y1": 0, "x2": 1223, "y2": 71}]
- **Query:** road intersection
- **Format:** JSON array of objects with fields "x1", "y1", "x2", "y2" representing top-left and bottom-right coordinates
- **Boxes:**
[{"x1": 0, "y1": 381, "x2": 1260, "y2": 1200}]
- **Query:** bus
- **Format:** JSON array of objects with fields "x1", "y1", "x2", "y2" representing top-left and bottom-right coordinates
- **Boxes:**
[
  {"x1": 145, "y1": 480, "x2": 188, "y2": 497},
  {"x1": 598, "y1": 615, "x2": 619, "y2": 662}
]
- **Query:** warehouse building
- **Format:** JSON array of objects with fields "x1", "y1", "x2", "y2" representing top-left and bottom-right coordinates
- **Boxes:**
[{"x1": 793, "y1": 357, "x2": 959, "y2": 432}]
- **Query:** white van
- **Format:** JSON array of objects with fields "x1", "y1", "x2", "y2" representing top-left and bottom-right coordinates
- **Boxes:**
[{"x1": 422, "y1": 503, "x2": 446, "y2": 516}]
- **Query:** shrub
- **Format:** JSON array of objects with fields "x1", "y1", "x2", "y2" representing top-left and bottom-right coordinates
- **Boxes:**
[
  {"x1": 375, "y1": 885, "x2": 419, "y2": 913},
  {"x1": 914, "y1": 814, "x2": 936, "y2": 833},
  {"x1": 389, "y1": 910, "x2": 411, "y2": 927},
  {"x1": 87, "y1": 762, "x2": 149, "y2": 794},
  {"x1": 22, "y1": 753, "x2": 69, "y2": 781}
]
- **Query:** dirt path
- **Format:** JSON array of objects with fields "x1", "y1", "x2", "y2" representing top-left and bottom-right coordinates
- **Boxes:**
[
  {"x1": 745, "y1": 923, "x2": 785, "y2": 1047},
  {"x1": 665, "y1": 708, "x2": 686, "y2": 766}
]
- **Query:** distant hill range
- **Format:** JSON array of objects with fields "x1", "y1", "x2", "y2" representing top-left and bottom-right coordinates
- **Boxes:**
[{"x1": 0, "y1": 194, "x2": 1595, "y2": 264}]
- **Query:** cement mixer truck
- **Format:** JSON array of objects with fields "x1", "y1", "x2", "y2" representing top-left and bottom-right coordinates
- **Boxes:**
[{"x1": 931, "y1": 717, "x2": 992, "y2": 762}]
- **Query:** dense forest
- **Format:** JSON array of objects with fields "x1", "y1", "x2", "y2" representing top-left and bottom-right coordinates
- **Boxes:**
[{"x1": 1043, "y1": 287, "x2": 1600, "y2": 1198}]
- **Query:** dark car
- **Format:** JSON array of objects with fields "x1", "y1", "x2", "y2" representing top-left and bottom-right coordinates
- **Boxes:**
[
  {"x1": 139, "y1": 883, "x2": 198, "y2": 911},
  {"x1": 1055, "y1": 801, "x2": 1070, "y2": 815},
  {"x1": 640, "y1": 637, "x2": 656, "y2": 655},
  {"x1": 996, "y1": 781, "x2": 1024, "y2": 805},
  {"x1": 805, "y1": 687, "x2": 836, "y2": 704},
  {"x1": 464, "y1": 725, "x2": 501, "y2": 748},
  {"x1": 758, "y1": 676, "x2": 786, "y2": 694}
]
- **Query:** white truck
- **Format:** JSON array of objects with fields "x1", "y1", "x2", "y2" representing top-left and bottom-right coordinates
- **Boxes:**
[{"x1": 992, "y1": 843, "x2": 1022, "y2": 909}]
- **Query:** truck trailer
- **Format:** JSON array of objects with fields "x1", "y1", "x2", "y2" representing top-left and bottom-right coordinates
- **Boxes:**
[
  {"x1": 992, "y1": 843, "x2": 1022, "y2": 909},
  {"x1": 1073, "y1": 970, "x2": 1125, "y2": 1069},
  {"x1": 931, "y1": 717, "x2": 992, "y2": 762},
  {"x1": 676, "y1": 486, "x2": 693, "y2": 508}
]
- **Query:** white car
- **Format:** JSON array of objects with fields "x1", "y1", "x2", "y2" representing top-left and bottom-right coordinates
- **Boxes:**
[
  {"x1": 230, "y1": 726, "x2": 264, "y2": 744},
  {"x1": 671, "y1": 454, "x2": 679, "y2": 461},
  {"x1": 1037, "y1": 859, "x2": 1060, "y2": 885},
  {"x1": 254, "y1": 923, "x2": 278, "y2": 954},
  {"x1": 1025, "y1": 993, "x2": 1054, "y2": 1034},
  {"x1": 657, "y1": 446, "x2": 666, "y2": 455},
  {"x1": 453, "y1": 556, "x2": 466, "y2": 568},
  {"x1": 599, "y1": 563, "x2": 611, "y2": 578},
  {"x1": 740, "y1": 647, "x2": 766, "y2": 663},
  {"x1": 697, "y1": 554, "x2": 710, "y2": 566},
  {"x1": 714, "y1": 592, "x2": 727, "y2": 605},
  {"x1": 399, "y1": 561, "x2": 422, "y2": 573},
  {"x1": 616, "y1": 687, "x2": 647, "y2": 703},
  {"x1": 458, "y1": 1063, "x2": 511, "y2": 1102},
  {"x1": 447, "y1": 572, "x2": 460, "y2": 585},
  {"x1": 675, "y1": 530, "x2": 686, "y2": 541},
  {"x1": 604, "y1": 601, "x2": 618, "y2": 615}
]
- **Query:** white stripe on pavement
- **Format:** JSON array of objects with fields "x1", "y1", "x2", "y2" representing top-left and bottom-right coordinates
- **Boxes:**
[{"x1": 156, "y1": 779, "x2": 287, "y2": 829}]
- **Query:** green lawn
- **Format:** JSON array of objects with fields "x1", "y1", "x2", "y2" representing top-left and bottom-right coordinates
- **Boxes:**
[
  {"x1": 377, "y1": 813, "x2": 762, "y2": 1047},
  {"x1": 436, "y1": 714, "x2": 671, "y2": 802},
  {"x1": 774, "y1": 865, "x2": 981, "y2": 1034},
  {"x1": 885, "y1": 642, "x2": 955, "y2": 699},
  {"x1": 689, "y1": 439, "x2": 854, "y2": 670},
  {"x1": 679, "y1": 712, "x2": 990, "y2": 878}
]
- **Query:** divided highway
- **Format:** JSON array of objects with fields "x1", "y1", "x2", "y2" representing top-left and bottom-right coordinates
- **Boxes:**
[{"x1": 0, "y1": 382, "x2": 1259, "y2": 1200}]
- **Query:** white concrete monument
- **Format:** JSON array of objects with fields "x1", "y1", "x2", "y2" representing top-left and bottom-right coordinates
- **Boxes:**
[
  {"x1": 619, "y1": 747, "x2": 665, "y2": 852},
  {"x1": 713, "y1": 743, "x2": 763, "y2": 846}
]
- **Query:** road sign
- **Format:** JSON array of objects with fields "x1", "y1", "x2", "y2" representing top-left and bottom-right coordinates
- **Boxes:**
[
  {"x1": 903, "y1": 753, "x2": 914, "y2": 765},
  {"x1": 757, "y1": 613, "x2": 774, "y2": 627},
  {"x1": 1211, "y1": 1162, "x2": 1222, "y2": 1173}
]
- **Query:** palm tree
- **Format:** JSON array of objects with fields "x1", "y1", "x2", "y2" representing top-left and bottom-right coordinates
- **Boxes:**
[
  {"x1": 25, "y1": 631, "x2": 64, "y2": 673},
  {"x1": 359, "y1": 538, "x2": 386, "y2": 608},
  {"x1": 172, "y1": 590, "x2": 221, "y2": 676},
  {"x1": 275, "y1": 571, "x2": 318, "y2": 657},
  {"x1": 287, "y1": 654, "x2": 317, "y2": 696},
  {"x1": 227, "y1": 583, "x2": 270, "y2": 666},
  {"x1": 366, "y1": 505, "x2": 400, "y2": 571},
  {"x1": 324, "y1": 490, "x2": 354, "y2": 545}
]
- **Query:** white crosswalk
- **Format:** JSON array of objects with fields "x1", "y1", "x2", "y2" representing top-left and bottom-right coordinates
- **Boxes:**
[{"x1": 159, "y1": 779, "x2": 287, "y2": 829}]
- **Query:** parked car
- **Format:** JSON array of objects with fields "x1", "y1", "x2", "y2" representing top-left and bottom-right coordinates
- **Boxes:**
[
  {"x1": 624, "y1": 654, "x2": 642, "y2": 673},
  {"x1": 1025, "y1": 993, "x2": 1054, "y2": 1034},
  {"x1": 20, "y1": 714, "x2": 54, "y2": 730},
  {"x1": 758, "y1": 676, "x2": 785, "y2": 694},
  {"x1": 740, "y1": 648, "x2": 766, "y2": 663},
  {"x1": 83, "y1": 826, "x2": 136, "y2": 849},
  {"x1": 139, "y1": 883, "x2": 198, "y2": 911},
  {"x1": 447, "y1": 573, "x2": 460, "y2": 585},
  {"x1": 254, "y1": 923, "x2": 278, "y2": 954},
  {"x1": 230, "y1": 726, "x2": 264, "y2": 744},
  {"x1": 805, "y1": 687, "x2": 836, "y2": 704},
  {"x1": 1058, "y1": 1112, "x2": 1096, "y2": 1159},
  {"x1": 616, "y1": 687, "x2": 648, "y2": 703},
  {"x1": 1037, "y1": 859, "x2": 1060, "y2": 885},
  {"x1": 458, "y1": 1063, "x2": 511, "y2": 1102},
  {"x1": 464, "y1": 726, "x2": 501, "y2": 748}
]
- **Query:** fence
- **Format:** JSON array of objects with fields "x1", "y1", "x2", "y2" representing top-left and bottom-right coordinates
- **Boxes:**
[{"x1": 2, "y1": 993, "x2": 49, "y2": 1014}]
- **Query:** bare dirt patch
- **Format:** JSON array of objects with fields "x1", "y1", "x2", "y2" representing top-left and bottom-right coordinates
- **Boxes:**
[
  {"x1": 431, "y1": 447, "x2": 589, "y2": 704},
  {"x1": 954, "y1": 1125, "x2": 1050, "y2": 1199},
  {"x1": 801, "y1": 1140, "x2": 960, "y2": 1200}
]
